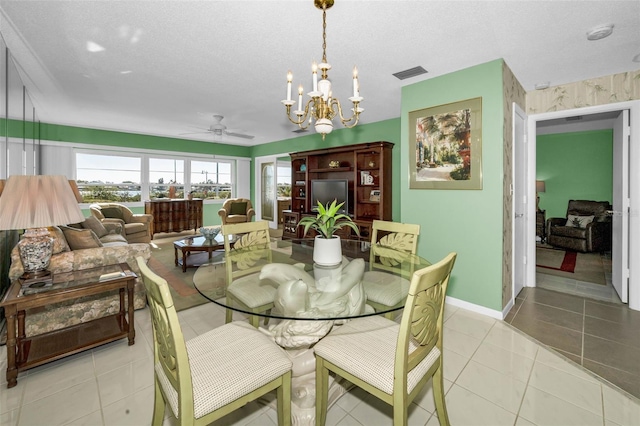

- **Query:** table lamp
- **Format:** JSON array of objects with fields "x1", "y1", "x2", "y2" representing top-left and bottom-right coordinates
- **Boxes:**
[
  {"x1": 0, "y1": 175, "x2": 86, "y2": 283},
  {"x1": 536, "y1": 180, "x2": 546, "y2": 212}
]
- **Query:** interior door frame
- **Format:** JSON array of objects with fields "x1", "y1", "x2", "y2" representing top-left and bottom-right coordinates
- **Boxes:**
[
  {"x1": 511, "y1": 102, "x2": 527, "y2": 303},
  {"x1": 254, "y1": 152, "x2": 289, "y2": 229},
  {"x1": 525, "y1": 100, "x2": 640, "y2": 311}
]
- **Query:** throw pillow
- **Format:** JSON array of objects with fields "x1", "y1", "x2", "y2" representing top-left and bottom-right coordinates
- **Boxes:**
[
  {"x1": 82, "y1": 215, "x2": 108, "y2": 238},
  {"x1": 100, "y1": 207, "x2": 124, "y2": 220},
  {"x1": 229, "y1": 201, "x2": 247, "y2": 215},
  {"x1": 565, "y1": 214, "x2": 594, "y2": 228},
  {"x1": 60, "y1": 226, "x2": 103, "y2": 250},
  {"x1": 48, "y1": 226, "x2": 70, "y2": 254}
]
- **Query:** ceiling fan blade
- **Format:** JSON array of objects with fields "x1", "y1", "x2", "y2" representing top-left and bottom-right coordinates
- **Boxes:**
[
  {"x1": 179, "y1": 131, "x2": 211, "y2": 135},
  {"x1": 225, "y1": 130, "x2": 255, "y2": 139}
]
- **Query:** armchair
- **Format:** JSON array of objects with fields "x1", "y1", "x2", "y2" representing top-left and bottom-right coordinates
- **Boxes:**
[
  {"x1": 90, "y1": 203, "x2": 153, "y2": 244},
  {"x1": 546, "y1": 200, "x2": 612, "y2": 253},
  {"x1": 217, "y1": 198, "x2": 255, "y2": 225}
]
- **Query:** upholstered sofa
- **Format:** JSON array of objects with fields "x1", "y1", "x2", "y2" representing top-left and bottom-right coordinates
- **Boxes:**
[
  {"x1": 8, "y1": 218, "x2": 151, "y2": 337},
  {"x1": 90, "y1": 203, "x2": 153, "y2": 243},
  {"x1": 546, "y1": 200, "x2": 612, "y2": 253},
  {"x1": 218, "y1": 198, "x2": 255, "y2": 225}
]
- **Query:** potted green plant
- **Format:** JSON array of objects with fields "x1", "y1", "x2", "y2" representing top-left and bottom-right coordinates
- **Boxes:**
[{"x1": 298, "y1": 200, "x2": 359, "y2": 266}]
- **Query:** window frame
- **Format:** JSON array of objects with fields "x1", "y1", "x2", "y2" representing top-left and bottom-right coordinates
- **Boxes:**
[{"x1": 73, "y1": 148, "x2": 237, "y2": 206}]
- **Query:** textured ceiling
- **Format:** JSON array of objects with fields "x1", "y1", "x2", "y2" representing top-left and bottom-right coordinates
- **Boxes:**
[{"x1": 0, "y1": 0, "x2": 638, "y2": 146}]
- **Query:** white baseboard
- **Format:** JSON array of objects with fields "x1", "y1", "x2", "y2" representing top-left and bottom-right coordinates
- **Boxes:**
[{"x1": 445, "y1": 295, "x2": 505, "y2": 320}]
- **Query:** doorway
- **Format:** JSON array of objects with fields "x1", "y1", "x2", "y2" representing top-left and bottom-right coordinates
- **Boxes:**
[
  {"x1": 534, "y1": 111, "x2": 622, "y2": 303},
  {"x1": 254, "y1": 153, "x2": 292, "y2": 231},
  {"x1": 515, "y1": 101, "x2": 640, "y2": 311}
]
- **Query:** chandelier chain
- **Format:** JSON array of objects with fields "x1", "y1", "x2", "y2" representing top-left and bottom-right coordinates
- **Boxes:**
[{"x1": 322, "y1": 6, "x2": 327, "y2": 63}]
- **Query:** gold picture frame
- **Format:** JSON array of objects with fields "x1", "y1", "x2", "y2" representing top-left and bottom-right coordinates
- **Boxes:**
[{"x1": 409, "y1": 97, "x2": 482, "y2": 190}]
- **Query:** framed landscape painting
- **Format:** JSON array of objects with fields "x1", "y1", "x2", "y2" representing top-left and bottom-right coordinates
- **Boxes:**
[{"x1": 409, "y1": 97, "x2": 483, "y2": 189}]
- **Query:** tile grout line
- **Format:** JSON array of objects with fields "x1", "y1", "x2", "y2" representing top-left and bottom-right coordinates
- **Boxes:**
[{"x1": 581, "y1": 299, "x2": 586, "y2": 365}]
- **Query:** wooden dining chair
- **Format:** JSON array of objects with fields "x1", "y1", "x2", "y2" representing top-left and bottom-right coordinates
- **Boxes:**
[
  {"x1": 363, "y1": 220, "x2": 421, "y2": 319},
  {"x1": 314, "y1": 252, "x2": 456, "y2": 426},
  {"x1": 221, "y1": 220, "x2": 275, "y2": 327},
  {"x1": 135, "y1": 256, "x2": 292, "y2": 426}
]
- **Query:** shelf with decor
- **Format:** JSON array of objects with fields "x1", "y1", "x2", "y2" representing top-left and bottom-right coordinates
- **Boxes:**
[
  {"x1": 282, "y1": 210, "x2": 300, "y2": 240},
  {"x1": 291, "y1": 157, "x2": 307, "y2": 213}
]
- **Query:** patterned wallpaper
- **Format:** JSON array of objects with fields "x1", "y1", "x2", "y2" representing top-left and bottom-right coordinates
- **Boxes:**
[
  {"x1": 493, "y1": 68, "x2": 640, "y2": 312},
  {"x1": 527, "y1": 69, "x2": 640, "y2": 114},
  {"x1": 502, "y1": 62, "x2": 526, "y2": 309}
]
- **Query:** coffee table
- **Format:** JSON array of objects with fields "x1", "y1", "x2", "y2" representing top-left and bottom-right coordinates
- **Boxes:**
[
  {"x1": 0, "y1": 263, "x2": 136, "y2": 388},
  {"x1": 173, "y1": 233, "x2": 226, "y2": 272}
]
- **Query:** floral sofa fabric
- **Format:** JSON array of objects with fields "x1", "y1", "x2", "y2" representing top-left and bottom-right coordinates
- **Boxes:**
[{"x1": 8, "y1": 225, "x2": 151, "y2": 337}]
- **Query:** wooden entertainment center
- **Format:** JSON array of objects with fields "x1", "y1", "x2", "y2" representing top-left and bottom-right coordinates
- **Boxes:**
[{"x1": 283, "y1": 141, "x2": 393, "y2": 241}]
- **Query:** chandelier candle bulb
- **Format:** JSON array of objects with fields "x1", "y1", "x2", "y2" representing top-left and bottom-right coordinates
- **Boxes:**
[
  {"x1": 287, "y1": 71, "x2": 293, "y2": 101},
  {"x1": 312, "y1": 61, "x2": 318, "y2": 92},
  {"x1": 353, "y1": 66, "x2": 358, "y2": 97},
  {"x1": 298, "y1": 85, "x2": 303, "y2": 111}
]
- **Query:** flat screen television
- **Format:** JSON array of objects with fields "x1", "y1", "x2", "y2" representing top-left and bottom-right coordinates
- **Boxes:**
[{"x1": 310, "y1": 179, "x2": 349, "y2": 214}]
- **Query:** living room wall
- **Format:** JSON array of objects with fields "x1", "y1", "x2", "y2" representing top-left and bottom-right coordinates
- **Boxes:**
[
  {"x1": 400, "y1": 59, "x2": 506, "y2": 313},
  {"x1": 537, "y1": 129, "x2": 613, "y2": 219},
  {"x1": 33, "y1": 122, "x2": 254, "y2": 223}
]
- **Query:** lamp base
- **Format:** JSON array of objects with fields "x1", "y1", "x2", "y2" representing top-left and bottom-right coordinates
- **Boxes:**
[{"x1": 18, "y1": 228, "x2": 54, "y2": 282}]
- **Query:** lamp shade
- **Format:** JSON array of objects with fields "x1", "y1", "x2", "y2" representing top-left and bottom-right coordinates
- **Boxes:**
[
  {"x1": 536, "y1": 180, "x2": 546, "y2": 193},
  {"x1": 0, "y1": 175, "x2": 86, "y2": 230},
  {"x1": 68, "y1": 180, "x2": 84, "y2": 203}
]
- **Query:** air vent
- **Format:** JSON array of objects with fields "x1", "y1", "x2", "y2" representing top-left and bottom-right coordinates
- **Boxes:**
[{"x1": 392, "y1": 66, "x2": 428, "y2": 80}]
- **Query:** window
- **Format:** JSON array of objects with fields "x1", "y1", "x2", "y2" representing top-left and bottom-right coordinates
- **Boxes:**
[
  {"x1": 149, "y1": 158, "x2": 185, "y2": 199},
  {"x1": 277, "y1": 165, "x2": 291, "y2": 197},
  {"x1": 76, "y1": 153, "x2": 141, "y2": 202},
  {"x1": 75, "y1": 151, "x2": 236, "y2": 203},
  {"x1": 190, "y1": 160, "x2": 232, "y2": 199}
]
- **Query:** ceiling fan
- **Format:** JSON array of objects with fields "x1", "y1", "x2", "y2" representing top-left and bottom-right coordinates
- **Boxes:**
[{"x1": 180, "y1": 114, "x2": 254, "y2": 140}]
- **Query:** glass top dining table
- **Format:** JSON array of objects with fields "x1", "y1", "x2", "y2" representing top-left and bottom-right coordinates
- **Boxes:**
[{"x1": 192, "y1": 237, "x2": 432, "y2": 322}]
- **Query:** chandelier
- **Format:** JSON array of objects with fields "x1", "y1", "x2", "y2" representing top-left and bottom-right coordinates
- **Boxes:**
[{"x1": 281, "y1": 0, "x2": 363, "y2": 140}]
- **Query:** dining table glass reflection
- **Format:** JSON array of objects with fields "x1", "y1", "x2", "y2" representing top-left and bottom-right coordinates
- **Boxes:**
[{"x1": 193, "y1": 237, "x2": 431, "y2": 321}]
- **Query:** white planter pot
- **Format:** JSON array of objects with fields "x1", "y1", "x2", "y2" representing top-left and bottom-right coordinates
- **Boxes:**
[{"x1": 313, "y1": 235, "x2": 342, "y2": 266}]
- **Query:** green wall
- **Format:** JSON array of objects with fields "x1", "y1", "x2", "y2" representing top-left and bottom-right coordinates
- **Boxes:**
[
  {"x1": 400, "y1": 59, "x2": 505, "y2": 311},
  {"x1": 39, "y1": 122, "x2": 251, "y2": 157},
  {"x1": 537, "y1": 129, "x2": 613, "y2": 219},
  {"x1": 250, "y1": 118, "x2": 402, "y2": 221}
]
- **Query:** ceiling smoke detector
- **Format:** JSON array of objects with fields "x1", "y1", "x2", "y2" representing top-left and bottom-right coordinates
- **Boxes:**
[{"x1": 586, "y1": 24, "x2": 614, "y2": 41}]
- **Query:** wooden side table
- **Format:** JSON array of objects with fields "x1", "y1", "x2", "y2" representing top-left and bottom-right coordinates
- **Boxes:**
[{"x1": 0, "y1": 263, "x2": 136, "y2": 388}]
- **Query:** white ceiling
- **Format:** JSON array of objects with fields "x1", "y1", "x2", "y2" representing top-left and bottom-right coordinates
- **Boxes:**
[{"x1": 0, "y1": 0, "x2": 638, "y2": 147}]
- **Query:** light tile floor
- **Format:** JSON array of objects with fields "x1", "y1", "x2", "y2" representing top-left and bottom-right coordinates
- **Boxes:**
[{"x1": 2, "y1": 302, "x2": 640, "y2": 426}]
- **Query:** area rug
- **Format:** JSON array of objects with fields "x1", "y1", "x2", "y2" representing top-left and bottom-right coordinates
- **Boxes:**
[
  {"x1": 536, "y1": 247, "x2": 606, "y2": 285},
  {"x1": 148, "y1": 237, "x2": 218, "y2": 311}
]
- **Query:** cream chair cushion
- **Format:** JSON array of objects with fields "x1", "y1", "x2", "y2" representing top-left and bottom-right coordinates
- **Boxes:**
[
  {"x1": 227, "y1": 273, "x2": 277, "y2": 309},
  {"x1": 155, "y1": 321, "x2": 291, "y2": 419},
  {"x1": 361, "y1": 271, "x2": 410, "y2": 306},
  {"x1": 314, "y1": 315, "x2": 440, "y2": 395}
]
